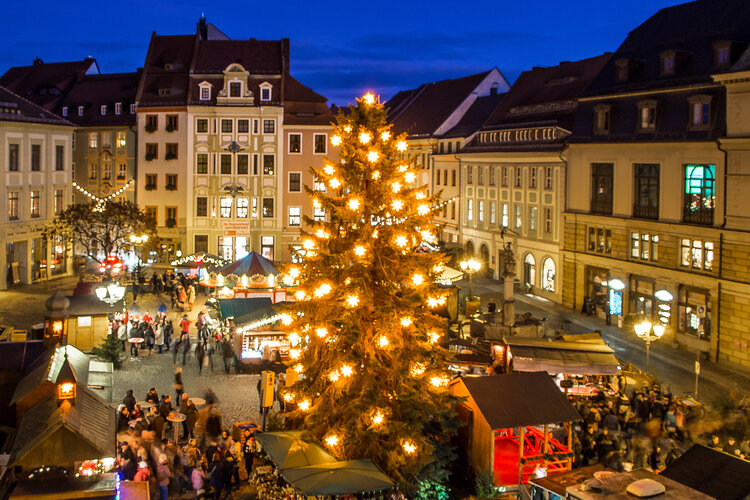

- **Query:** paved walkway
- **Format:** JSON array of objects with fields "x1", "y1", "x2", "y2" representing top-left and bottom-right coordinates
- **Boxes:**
[{"x1": 464, "y1": 277, "x2": 750, "y2": 403}]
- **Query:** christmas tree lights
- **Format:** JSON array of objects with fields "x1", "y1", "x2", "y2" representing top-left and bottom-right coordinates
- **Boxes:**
[{"x1": 280, "y1": 92, "x2": 458, "y2": 488}]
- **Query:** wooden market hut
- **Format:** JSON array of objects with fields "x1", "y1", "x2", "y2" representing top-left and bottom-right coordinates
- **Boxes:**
[
  {"x1": 43, "y1": 291, "x2": 124, "y2": 353},
  {"x1": 449, "y1": 372, "x2": 580, "y2": 487},
  {"x1": 661, "y1": 444, "x2": 750, "y2": 500}
]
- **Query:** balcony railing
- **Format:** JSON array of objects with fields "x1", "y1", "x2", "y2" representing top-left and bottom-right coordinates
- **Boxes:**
[
  {"x1": 590, "y1": 198, "x2": 613, "y2": 215},
  {"x1": 633, "y1": 204, "x2": 659, "y2": 219},
  {"x1": 683, "y1": 207, "x2": 713, "y2": 225}
]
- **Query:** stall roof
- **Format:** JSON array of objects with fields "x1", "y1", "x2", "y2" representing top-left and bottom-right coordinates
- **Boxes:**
[
  {"x1": 217, "y1": 297, "x2": 273, "y2": 320},
  {"x1": 505, "y1": 337, "x2": 620, "y2": 375},
  {"x1": 11, "y1": 345, "x2": 90, "y2": 405},
  {"x1": 661, "y1": 444, "x2": 750, "y2": 500},
  {"x1": 281, "y1": 459, "x2": 394, "y2": 496},
  {"x1": 566, "y1": 468, "x2": 713, "y2": 499},
  {"x1": 457, "y1": 372, "x2": 580, "y2": 429}
]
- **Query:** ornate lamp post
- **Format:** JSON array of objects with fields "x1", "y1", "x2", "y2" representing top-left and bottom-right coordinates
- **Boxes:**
[
  {"x1": 634, "y1": 319, "x2": 665, "y2": 373},
  {"x1": 129, "y1": 234, "x2": 149, "y2": 265},
  {"x1": 95, "y1": 282, "x2": 126, "y2": 322},
  {"x1": 459, "y1": 258, "x2": 482, "y2": 302}
]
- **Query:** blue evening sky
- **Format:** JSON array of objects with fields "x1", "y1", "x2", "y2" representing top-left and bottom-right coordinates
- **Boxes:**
[{"x1": 1, "y1": 0, "x2": 684, "y2": 105}]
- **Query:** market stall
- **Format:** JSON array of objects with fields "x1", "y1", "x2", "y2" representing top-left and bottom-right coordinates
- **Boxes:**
[{"x1": 170, "y1": 252, "x2": 227, "y2": 276}]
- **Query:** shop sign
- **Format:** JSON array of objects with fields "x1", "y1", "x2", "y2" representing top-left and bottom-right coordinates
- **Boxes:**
[{"x1": 609, "y1": 289, "x2": 622, "y2": 315}]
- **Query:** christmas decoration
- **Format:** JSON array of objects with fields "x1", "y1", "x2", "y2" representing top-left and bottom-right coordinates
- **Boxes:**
[{"x1": 280, "y1": 92, "x2": 458, "y2": 489}]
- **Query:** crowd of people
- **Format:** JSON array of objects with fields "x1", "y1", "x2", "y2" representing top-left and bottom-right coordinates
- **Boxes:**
[
  {"x1": 130, "y1": 270, "x2": 204, "y2": 310},
  {"x1": 116, "y1": 388, "x2": 264, "y2": 499}
]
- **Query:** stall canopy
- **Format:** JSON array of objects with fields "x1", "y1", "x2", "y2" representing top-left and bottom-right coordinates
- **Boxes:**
[
  {"x1": 219, "y1": 251, "x2": 278, "y2": 276},
  {"x1": 437, "y1": 266, "x2": 463, "y2": 284},
  {"x1": 461, "y1": 372, "x2": 580, "y2": 430},
  {"x1": 281, "y1": 459, "x2": 394, "y2": 496},
  {"x1": 505, "y1": 337, "x2": 620, "y2": 375},
  {"x1": 254, "y1": 431, "x2": 335, "y2": 469},
  {"x1": 661, "y1": 444, "x2": 750, "y2": 500},
  {"x1": 217, "y1": 297, "x2": 274, "y2": 321}
]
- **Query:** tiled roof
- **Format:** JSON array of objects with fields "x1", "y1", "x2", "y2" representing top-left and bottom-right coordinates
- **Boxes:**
[
  {"x1": 10, "y1": 384, "x2": 115, "y2": 467},
  {"x1": 284, "y1": 75, "x2": 333, "y2": 126},
  {"x1": 0, "y1": 86, "x2": 73, "y2": 126},
  {"x1": 386, "y1": 70, "x2": 492, "y2": 136},
  {"x1": 192, "y1": 39, "x2": 284, "y2": 74},
  {"x1": 0, "y1": 58, "x2": 98, "y2": 112},
  {"x1": 61, "y1": 72, "x2": 139, "y2": 126},
  {"x1": 440, "y1": 93, "x2": 505, "y2": 139},
  {"x1": 136, "y1": 34, "x2": 195, "y2": 107}
]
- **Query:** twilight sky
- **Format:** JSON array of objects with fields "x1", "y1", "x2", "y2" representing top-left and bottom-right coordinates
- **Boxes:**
[{"x1": 1, "y1": 0, "x2": 685, "y2": 105}]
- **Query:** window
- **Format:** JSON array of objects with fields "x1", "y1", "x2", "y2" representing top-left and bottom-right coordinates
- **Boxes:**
[
  {"x1": 145, "y1": 115, "x2": 157, "y2": 131},
  {"x1": 288, "y1": 206, "x2": 301, "y2": 226},
  {"x1": 165, "y1": 207, "x2": 177, "y2": 226},
  {"x1": 313, "y1": 206, "x2": 326, "y2": 221},
  {"x1": 89, "y1": 132, "x2": 98, "y2": 148},
  {"x1": 195, "y1": 235, "x2": 208, "y2": 253},
  {"x1": 314, "y1": 134, "x2": 327, "y2": 154},
  {"x1": 681, "y1": 239, "x2": 714, "y2": 271},
  {"x1": 477, "y1": 167, "x2": 484, "y2": 186},
  {"x1": 55, "y1": 145, "x2": 64, "y2": 171},
  {"x1": 200, "y1": 86, "x2": 211, "y2": 101},
  {"x1": 542, "y1": 258, "x2": 556, "y2": 292},
  {"x1": 313, "y1": 177, "x2": 326, "y2": 192},
  {"x1": 443, "y1": 170, "x2": 448, "y2": 186},
  {"x1": 633, "y1": 163, "x2": 659, "y2": 219},
  {"x1": 262, "y1": 198, "x2": 274, "y2": 218},
  {"x1": 501, "y1": 203, "x2": 509, "y2": 227},
  {"x1": 478, "y1": 200, "x2": 485, "y2": 222},
  {"x1": 501, "y1": 167, "x2": 509, "y2": 187},
  {"x1": 221, "y1": 119, "x2": 233, "y2": 133},
  {"x1": 62, "y1": 106, "x2": 68, "y2": 117},
  {"x1": 616, "y1": 59, "x2": 630, "y2": 82},
  {"x1": 544, "y1": 167, "x2": 553, "y2": 190},
  {"x1": 166, "y1": 115, "x2": 178, "y2": 131},
  {"x1": 130, "y1": 104, "x2": 136, "y2": 114},
  {"x1": 145, "y1": 173, "x2": 157, "y2": 190},
  {"x1": 8, "y1": 192, "x2": 18, "y2": 220},
  {"x1": 220, "y1": 197, "x2": 232, "y2": 218},
  {"x1": 101, "y1": 132, "x2": 112, "y2": 149},
  {"x1": 166, "y1": 174, "x2": 177, "y2": 190},
  {"x1": 289, "y1": 172, "x2": 301, "y2": 192},
  {"x1": 229, "y1": 81, "x2": 241, "y2": 97},
  {"x1": 544, "y1": 207, "x2": 552, "y2": 234},
  {"x1": 196, "y1": 197, "x2": 207, "y2": 217},
  {"x1": 489, "y1": 202, "x2": 496, "y2": 225},
  {"x1": 220, "y1": 154, "x2": 231, "y2": 175},
  {"x1": 101, "y1": 105, "x2": 107, "y2": 115},
  {"x1": 261, "y1": 235, "x2": 274, "y2": 260},
  {"x1": 529, "y1": 167, "x2": 537, "y2": 189},
  {"x1": 435, "y1": 170, "x2": 440, "y2": 186},
  {"x1": 515, "y1": 205, "x2": 522, "y2": 229},
  {"x1": 263, "y1": 155, "x2": 275, "y2": 175},
  {"x1": 252, "y1": 198, "x2": 259, "y2": 218},
  {"x1": 661, "y1": 51, "x2": 675, "y2": 75},
  {"x1": 529, "y1": 206, "x2": 537, "y2": 230},
  {"x1": 78, "y1": 105, "x2": 85, "y2": 116},
  {"x1": 451, "y1": 201, "x2": 456, "y2": 220},
  {"x1": 237, "y1": 119, "x2": 249, "y2": 133},
  {"x1": 679, "y1": 286, "x2": 710, "y2": 339},
  {"x1": 89, "y1": 163, "x2": 98, "y2": 180},
  {"x1": 630, "y1": 232, "x2": 659, "y2": 261},
  {"x1": 452, "y1": 170, "x2": 456, "y2": 186},
  {"x1": 488, "y1": 167, "x2": 496, "y2": 186},
  {"x1": 145, "y1": 206, "x2": 157, "y2": 223},
  {"x1": 261, "y1": 86, "x2": 271, "y2": 101},
  {"x1": 289, "y1": 134, "x2": 301, "y2": 153},
  {"x1": 594, "y1": 104, "x2": 612, "y2": 134},
  {"x1": 54, "y1": 189, "x2": 64, "y2": 215},
  {"x1": 515, "y1": 167, "x2": 522, "y2": 188},
  {"x1": 638, "y1": 101, "x2": 657, "y2": 131},
  {"x1": 159, "y1": 88, "x2": 171, "y2": 96},
  {"x1": 683, "y1": 164, "x2": 715, "y2": 224},
  {"x1": 715, "y1": 44, "x2": 731, "y2": 67},
  {"x1": 196, "y1": 153, "x2": 208, "y2": 174},
  {"x1": 115, "y1": 102, "x2": 122, "y2": 115},
  {"x1": 118, "y1": 163, "x2": 127, "y2": 179},
  {"x1": 236, "y1": 197, "x2": 249, "y2": 218},
  {"x1": 237, "y1": 155, "x2": 248, "y2": 175},
  {"x1": 689, "y1": 96, "x2": 711, "y2": 128},
  {"x1": 117, "y1": 131, "x2": 127, "y2": 148},
  {"x1": 263, "y1": 120, "x2": 275, "y2": 134},
  {"x1": 166, "y1": 143, "x2": 178, "y2": 160},
  {"x1": 253, "y1": 119, "x2": 259, "y2": 134},
  {"x1": 145, "y1": 143, "x2": 157, "y2": 160},
  {"x1": 587, "y1": 227, "x2": 612, "y2": 254},
  {"x1": 467, "y1": 165, "x2": 473, "y2": 185},
  {"x1": 30, "y1": 191, "x2": 39, "y2": 217},
  {"x1": 8, "y1": 144, "x2": 18, "y2": 172},
  {"x1": 252, "y1": 154, "x2": 259, "y2": 175},
  {"x1": 102, "y1": 162, "x2": 111, "y2": 180},
  {"x1": 591, "y1": 163, "x2": 613, "y2": 215},
  {"x1": 466, "y1": 199, "x2": 473, "y2": 222},
  {"x1": 197, "y1": 119, "x2": 208, "y2": 133}
]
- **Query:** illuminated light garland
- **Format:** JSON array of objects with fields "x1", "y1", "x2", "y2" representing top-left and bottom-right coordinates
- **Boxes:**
[
  {"x1": 395, "y1": 235, "x2": 408, "y2": 248},
  {"x1": 391, "y1": 181, "x2": 402, "y2": 193},
  {"x1": 316, "y1": 229, "x2": 330, "y2": 239},
  {"x1": 288, "y1": 267, "x2": 300, "y2": 279},
  {"x1": 398, "y1": 164, "x2": 408, "y2": 173},
  {"x1": 313, "y1": 198, "x2": 321, "y2": 208},
  {"x1": 302, "y1": 239, "x2": 316, "y2": 250},
  {"x1": 280, "y1": 313, "x2": 294, "y2": 326},
  {"x1": 428, "y1": 331, "x2": 441, "y2": 344},
  {"x1": 411, "y1": 363, "x2": 426, "y2": 376},
  {"x1": 371, "y1": 170, "x2": 381, "y2": 180},
  {"x1": 404, "y1": 172, "x2": 416, "y2": 183},
  {"x1": 325, "y1": 434, "x2": 340, "y2": 447},
  {"x1": 343, "y1": 125, "x2": 352, "y2": 133},
  {"x1": 391, "y1": 199, "x2": 404, "y2": 211},
  {"x1": 329, "y1": 370, "x2": 340, "y2": 382},
  {"x1": 430, "y1": 375, "x2": 450, "y2": 388},
  {"x1": 372, "y1": 411, "x2": 385, "y2": 425},
  {"x1": 412, "y1": 273, "x2": 425, "y2": 286},
  {"x1": 283, "y1": 393, "x2": 295, "y2": 402},
  {"x1": 170, "y1": 253, "x2": 227, "y2": 268},
  {"x1": 288, "y1": 332, "x2": 301, "y2": 346},
  {"x1": 316, "y1": 327, "x2": 329, "y2": 338},
  {"x1": 417, "y1": 204, "x2": 430, "y2": 215},
  {"x1": 362, "y1": 92, "x2": 376, "y2": 105},
  {"x1": 289, "y1": 349, "x2": 301, "y2": 360},
  {"x1": 415, "y1": 191, "x2": 426, "y2": 200},
  {"x1": 329, "y1": 178, "x2": 341, "y2": 189},
  {"x1": 237, "y1": 314, "x2": 283, "y2": 334},
  {"x1": 340, "y1": 364, "x2": 354, "y2": 377},
  {"x1": 294, "y1": 290, "x2": 306, "y2": 301},
  {"x1": 314, "y1": 283, "x2": 332, "y2": 297},
  {"x1": 294, "y1": 364, "x2": 304, "y2": 374},
  {"x1": 324, "y1": 165, "x2": 336, "y2": 176}
]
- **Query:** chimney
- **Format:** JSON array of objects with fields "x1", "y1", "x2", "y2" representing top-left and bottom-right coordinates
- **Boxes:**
[
  {"x1": 197, "y1": 16, "x2": 207, "y2": 40},
  {"x1": 33, "y1": 57, "x2": 44, "y2": 66}
]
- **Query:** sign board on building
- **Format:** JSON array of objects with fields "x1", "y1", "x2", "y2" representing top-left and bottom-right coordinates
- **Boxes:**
[{"x1": 696, "y1": 305, "x2": 706, "y2": 318}]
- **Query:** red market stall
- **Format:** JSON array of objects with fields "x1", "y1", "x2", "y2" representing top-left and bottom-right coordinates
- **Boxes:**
[{"x1": 449, "y1": 372, "x2": 580, "y2": 488}]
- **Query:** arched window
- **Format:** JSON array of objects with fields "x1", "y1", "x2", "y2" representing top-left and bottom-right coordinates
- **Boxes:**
[
  {"x1": 480, "y1": 244, "x2": 490, "y2": 272},
  {"x1": 542, "y1": 258, "x2": 556, "y2": 292},
  {"x1": 523, "y1": 253, "x2": 536, "y2": 288},
  {"x1": 466, "y1": 240, "x2": 474, "y2": 256}
]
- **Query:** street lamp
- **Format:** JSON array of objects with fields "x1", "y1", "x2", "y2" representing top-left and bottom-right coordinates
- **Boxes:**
[
  {"x1": 459, "y1": 258, "x2": 482, "y2": 301},
  {"x1": 633, "y1": 319, "x2": 665, "y2": 373},
  {"x1": 129, "y1": 234, "x2": 149, "y2": 263},
  {"x1": 95, "y1": 282, "x2": 126, "y2": 324}
]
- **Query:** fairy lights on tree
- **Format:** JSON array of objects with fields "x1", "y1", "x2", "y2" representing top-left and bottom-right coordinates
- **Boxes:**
[{"x1": 279, "y1": 93, "x2": 458, "y2": 489}]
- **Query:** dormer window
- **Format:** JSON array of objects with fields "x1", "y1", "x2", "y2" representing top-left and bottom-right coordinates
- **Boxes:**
[
  {"x1": 593, "y1": 104, "x2": 612, "y2": 135},
  {"x1": 661, "y1": 51, "x2": 676, "y2": 75},
  {"x1": 115, "y1": 102, "x2": 122, "y2": 115},
  {"x1": 714, "y1": 41, "x2": 732, "y2": 67},
  {"x1": 159, "y1": 88, "x2": 171, "y2": 96},
  {"x1": 689, "y1": 95, "x2": 712, "y2": 129},
  {"x1": 101, "y1": 105, "x2": 107, "y2": 116},
  {"x1": 637, "y1": 100, "x2": 658, "y2": 132},
  {"x1": 78, "y1": 106, "x2": 84, "y2": 117},
  {"x1": 615, "y1": 59, "x2": 630, "y2": 82},
  {"x1": 199, "y1": 82, "x2": 212, "y2": 101},
  {"x1": 130, "y1": 104, "x2": 136, "y2": 114},
  {"x1": 229, "y1": 81, "x2": 242, "y2": 97},
  {"x1": 62, "y1": 106, "x2": 68, "y2": 117},
  {"x1": 260, "y1": 82, "x2": 272, "y2": 102}
]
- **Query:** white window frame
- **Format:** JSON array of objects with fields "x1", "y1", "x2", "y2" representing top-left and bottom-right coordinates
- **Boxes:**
[
  {"x1": 263, "y1": 119, "x2": 275, "y2": 134},
  {"x1": 130, "y1": 103, "x2": 136, "y2": 114},
  {"x1": 467, "y1": 199, "x2": 473, "y2": 222},
  {"x1": 115, "y1": 102, "x2": 122, "y2": 115},
  {"x1": 478, "y1": 200, "x2": 485, "y2": 222},
  {"x1": 62, "y1": 106, "x2": 68, "y2": 117},
  {"x1": 313, "y1": 133, "x2": 327, "y2": 154},
  {"x1": 236, "y1": 197, "x2": 249, "y2": 218},
  {"x1": 288, "y1": 206, "x2": 301, "y2": 226},
  {"x1": 78, "y1": 105, "x2": 84, "y2": 117},
  {"x1": 289, "y1": 172, "x2": 302, "y2": 192},
  {"x1": 501, "y1": 203, "x2": 509, "y2": 227},
  {"x1": 490, "y1": 201, "x2": 496, "y2": 225},
  {"x1": 199, "y1": 83, "x2": 212, "y2": 101},
  {"x1": 259, "y1": 82, "x2": 272, "y2": 102},
  {"x1": 313, "y1": 207, "x2": 326, "y2": 222},
  {"x1": 118, "y1": 163, "x2": 127, "y2": 180},
  {"x1": 101, "y1": 105, "x2": 107, "y2": 115},
  {"x1": 220, "y1": 197, "x2": 232, "y2": 218}
]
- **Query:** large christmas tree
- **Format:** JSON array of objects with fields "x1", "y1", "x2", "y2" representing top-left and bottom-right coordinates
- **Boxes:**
[{"x1": 279, "y1": 93, "x2": 458, "y2": 489}]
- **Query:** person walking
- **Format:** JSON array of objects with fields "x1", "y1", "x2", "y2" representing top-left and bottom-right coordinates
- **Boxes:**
[
  {"x1": 242, "y1": 430, "x2": 256, "y2": 479},
  {"x1": 195, "y1": 342, "x2": 205, "y2": 374},
  {"x1": 155, "y1": 320, "x2": 165, "y2": 354},
  {"x1": 208, "y1": 454, "x2": 225, "y2": 500},
  {"x1": 117, "y1": 320, "x2": 128, "y2": 352},
  {"x1": 156, "y1": 454, "x2": 172, "y2": 500},
  {"x1": 174, "y1": 368, "x2": 184, "y2": 404},
  {"x1": 145, "y1": 321, "x2": 155, "y2": 356},
  {"x1": 187, "y1": 284, "x2": 196, "y2": 312}
]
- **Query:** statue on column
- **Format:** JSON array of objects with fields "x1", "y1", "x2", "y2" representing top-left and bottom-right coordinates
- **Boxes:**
[{"x1": 503, "y1": 241, "x2": 516, "y2": 277}]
